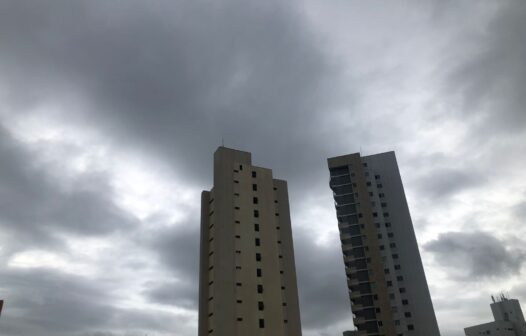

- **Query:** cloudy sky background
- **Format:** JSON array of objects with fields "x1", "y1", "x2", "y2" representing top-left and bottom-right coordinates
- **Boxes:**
[{"x1": 0, "y1": 0, "x2": 525, "y2": 335}]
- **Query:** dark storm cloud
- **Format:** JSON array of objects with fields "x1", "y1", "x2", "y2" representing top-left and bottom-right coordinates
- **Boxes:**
[
  {"x1": 0, "y1": 126, "x2": 138, "y2": 253},
  {"x1": 425, "y1": 231, "x2": 525, "y2": 280},
  {"x1": 294, "y1": 231, "x2": 352, "y2": 331},
  {"x1": 0, "y1": 268, "x2": 185, "y2": 336},
  {"x1": 0, "y1": 0, "x2": 344, "y2": 189},
  {"x1": 142, "y1": 222, "x2": 200, "y2": 308},
  {"x1": 414, "y1": 167, "x2": 485, "y2": 201},
  {"x1": 445, "y1": 0, "x2": 526, "y2": 133}
]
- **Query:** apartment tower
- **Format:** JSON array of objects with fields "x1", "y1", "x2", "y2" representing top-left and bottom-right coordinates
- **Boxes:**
[
  {"x1": 199, "y1": 147, "x2": 302, "y2": 336},
  {"x1": 327, "y1": 151, "x2": 440, "y2": 336}
]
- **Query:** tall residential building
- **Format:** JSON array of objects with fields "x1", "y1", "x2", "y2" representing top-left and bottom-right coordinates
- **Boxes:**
[
  {"x1": 327, "y1": 151, "x2": 440, "y2": 336},
  {"x1": 199, "y1": 147, "x2": 302, "y2": 336},
  {"x1": 464, "y1": 295, "x2": 526, "y2": 336}
]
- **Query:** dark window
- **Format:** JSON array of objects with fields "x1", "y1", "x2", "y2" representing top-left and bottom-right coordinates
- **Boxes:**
[
  {"x1": 252, "y1": 171, "x2": 257, "y2": 178},
  {"x1": 255, "y1": 238, "x2": 260, "y2": 246},
  {"x1": 257, "y1": 285, "x2": 263, "y2": 293},
  {"x1": 363, "y1": 162, "x2": 368, "y2": 167},
  {"x1": 383, "y1": 212, "x2": 390, "y2": 217},
  {"x1": 388, "y1": 232, "x2": 394, "y2": 238},
  {"x1": 237, "y1": 317, "x2": 243, "y2": 321},
  {"x1": 379, "y1": 193, "x2": 385, "y2": 198},
  {"x1": 384, "y1": 268, "x2": 390, "y2": 274},
  {"x1": 254, "y1": 224, "x2": 260, "y2": 232},
  {"x1": 387, "y1": 281, "x2": 393, "y2": 287},
  {"x1": 408, "y1": 325, "x2": 414, "y2": 330},
  {"x1": 366, "y1": 181, "x2": 372, "y2": 186},
  {"x1": 397, "y1": 276, "x2": 404, "y2": 281},
  {"x1": 381, "y1": 202, "x2": 387, "y2": 207},
  {"x1": 253, "y1": 197, "x2": 258, "y2": 204},
  {"x1": 377, "y1": 184, "x2": 383, "y2": 188},
  {"x1": 369, "y1": 191, "x2": 374, "y2": 196},
  {"x1": 399, "y1": 288, "x2": 406, "y2": 293},
  {"x1": 373, "y1": 212, "x2": 378, "y2": 217},
  {"x1": 254, "y1": 210, "x2": 259, "y2": 218},
  {"x1": 375, "y1": 175, "x2": 381, "y2": 180},
  {"x1": 282, "y1": 302, "x2": 287, "y2": 306},
  {"x1": 256, "y1": 253, "x2": 261, "y2": 262},
  {"x1": 235, "y1": 250, "x2": 241, "y2": 254},
  {"x1": 235, "y1": 235, "x2": 241, "y2": 239},
  {"x1": 273, "y1": 187, "x2": 277, "y2": 190},
  {"x1": 252, "y1": 184, "x2": 257, "y2": 191},
  {"x1": 239, "y1": 165, "x2": 243, "y2": 170},
  {"x1": 395, "y1": 265, "x2": 401, "y2": 270},
  {"x1": 235, "y1": 206, "x2": 240, "y2": 210},
  {"x1": 237, "y1": 299, "x2": 242, "y2": 303},
  {"x1": 390, "y1": 243, "x2": 396, "y2": 248},
  {"x1": 404, "y1": 312, "x2": 412, "y2": 318},
  {"x1": 378, "y1": 234, "x2": 383, "y2": 239},
  {"x1": 277, "y1": 240, "x2": 282, "y2": 244},
  {"x1": 234, "y1": 180, "x2": 239, "y2": 184},
  {"x1": 380, "y1": 245, "x2": 385, "y2": 250},
  {"x1": 385, "y1": 222, "x2": 392, "y2": 227},
  {"x1": 402, "y1": 299, "x2": 409, "y2": 305},
  {"x1": 259, "y1": 319, "x2": 265, "y2": 328},
  {"x1": 257, "y1": 268, "x2": 262, "y2": 277},
  {"x1": 392, "y1": 254, "x2": 399, "y2": 259},
  {"x1": 236, "y1": 282, "x2": 242, "y2": 287},
  {"x1": 258, "y1": 301, "x2": 264, "y2": 311}
]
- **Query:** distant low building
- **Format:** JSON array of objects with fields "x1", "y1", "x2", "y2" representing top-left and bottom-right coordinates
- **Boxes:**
[
  {"x1": 465, "y1": 295, "x2": 526, "y2": 336},
  {"x1": 343, "y1": 331, "x2": 361, "y2": 336}
]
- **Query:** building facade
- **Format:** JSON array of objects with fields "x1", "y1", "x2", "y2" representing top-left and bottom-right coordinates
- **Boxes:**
[
  {"x1": 465, "y1": 296, "x2": 526, "y2": 336},
  {"x1": 327, "y1": 151, "x2": 440, "y2": 336},
  {"x1": 199, "y1": 147, "x2": 302, "y2": 336}
]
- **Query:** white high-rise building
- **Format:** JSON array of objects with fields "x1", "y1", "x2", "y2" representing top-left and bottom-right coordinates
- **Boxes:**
[{"x1": 327, "y1": 151, "x2": 441, "y2": 336}]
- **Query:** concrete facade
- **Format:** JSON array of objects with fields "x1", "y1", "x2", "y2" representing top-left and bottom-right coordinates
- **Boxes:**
[
  {"x1": 327, "y1": 151, "x2": 440, "y2": 336},
  {"x1": 465, "y1": 297, "x2": 526, "y2": 336},
  {"x1": 198, "y1": 147, "x2": 302, "y2": 336}
]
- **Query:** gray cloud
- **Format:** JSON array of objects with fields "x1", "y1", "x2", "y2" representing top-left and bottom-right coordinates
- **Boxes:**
[
  {"x1": 0, "y1": 0, "x2": 345, "y2": 190},
  {"x1": 0, "y1": 126, "x2": 138, "y2": 253},
  {"x1": 425, "y1": 231, "x2": 525, "y2": 280},
  {"x1": 415, "y1": 167, "x2": 485, "y2": 201},
  {"x1": 444, "y1": 0, "x2": 526, "y2": 133}
]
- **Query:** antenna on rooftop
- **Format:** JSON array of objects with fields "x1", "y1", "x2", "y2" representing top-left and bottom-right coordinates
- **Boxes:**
[
  {"x1": 221, "y1": 137, "x2": 225, "y2": 147},
  {"x1": 492, "y1": 295, "x2": 496, "y2": 303}
]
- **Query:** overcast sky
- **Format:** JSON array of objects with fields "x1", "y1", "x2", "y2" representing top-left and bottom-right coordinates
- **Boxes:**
[{"x1": 0, "y1": 0, "x2": 525, "y2": 335}]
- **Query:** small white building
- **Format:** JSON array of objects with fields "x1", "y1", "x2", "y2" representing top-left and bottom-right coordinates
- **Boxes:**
[{"x1": 465, "y1": 295, "x2": 526, "y2": 336}]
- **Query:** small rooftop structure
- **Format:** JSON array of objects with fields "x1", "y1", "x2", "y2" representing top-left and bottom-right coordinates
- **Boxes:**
[{"x1": 465, "y1": 295, "x2": 526, "y2": 336}]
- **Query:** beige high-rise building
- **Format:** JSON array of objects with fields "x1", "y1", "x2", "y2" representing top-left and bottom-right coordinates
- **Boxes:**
[
  {"x1": 199, "y1": 147, "x2": 302, "y2": 336},
  {"x1": 328, "y1": 152, "x2": 440, "y2": 336}
]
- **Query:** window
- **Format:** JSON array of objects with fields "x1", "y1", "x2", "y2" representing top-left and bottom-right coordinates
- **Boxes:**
[
  {"x1": 392, "y1": 254, "x2": 399, "y2": 259},
  {"x1": 236, "y1": 282, "x2": 242, "y2": 287},
  {"x1": 385, "y1": 222, "x2": 392, "y2": 227},
  {"x1": 259, "y1": 319, "x2": 265, "y2": 328},
  {"x1": 256, "y1": 253, "x2": 261, "y2": 262},
  {"x1": 255, "y1": 238, "x2": 260, "y2": 246},
  {"x1": 390, "y1": 243, "x2": 396, "y2": 248},
  {"x1": 375, "y1": 175, "x2": 381, "y2": 180},
  {"x1": 397, "y1": 276, "x2": 404, "y2": 281},
  {"x1": 395, "y1": 265, "x2": 401, "y2": 270},
  {"x1": 384, "y1": 268, "x2": 390, "y2": 274},
  {"x1": 277, "y1": 240, "x2": 282, "y2": 244},
  {"x1": 235, "y1": 250, "x2": 241, "y2": 254},
  {"x1": 383, "y1": 212, "x2": 390, "y2": 217},
  {"x1": 369, "y1": 192, "x2": 374, "y2": 196},
  {"x1": 275, "y1": 213, "x2": 279, "y2": 217},
  {"x1": 254, "y1": 224, "x2": 260, "y2": 232},
  {"x1": 258, "y1": 301, "x2": 264, "y2": 311},
  {"x1": 388, "y1": 232, "x2": 394, "y2": 238},
  {"x1": 235, "y1": 220, "x2": 240, "y2": 224},
  {"x1": 239, "y1": 165, "x2": 243, "y2": 170},
  {"x1": 363, "y1": 162, "x2": 368, "y2": 167},
  {"x1": 235, "y1": 235, "x2": 241, "y2": 239},
  {"x1": 257, "y1": 285, "x2": 263, "y2": 293},
  {"x1": 408, "y1": 325, "x2": 414, "y2": 331},
  {"x1": 252, "y1": 171, "x2": 257, "y2": 178},
  {"x1": 237, "y1": 299, "x2": 243, "y2": 303},
  {"x1": 373, "y1": 212, "x2": 378, "y2": 217},
  {"x1": 282, "y1": 302, "x2": 287, "y2": 306},
  {"x1": 252, "y1": 184, "x2": 257, "y2": 191},
  {"x1": 253, "y1": 197, "x2": 258, "y2": 204},
  {"x1": 379, "y1": 193, "x2": 385, "y2": 198},
  {"x1": 399, "y1": 288, "x2": 406, "y2": 293},
  {"x1": 377, "y1": 184, "x2": 383, "y2": 188},
  {"x1": 387, "y1": 281, "x2": 393, "y2": 287},
  {"x1": 237, "y1": 317, "x2": 243, "y2": 321},
  {"x1": 257, "y1": 268, "x2": 262, "y2": 277},
  {"x1": 378, "y1": 234, "x2": 383, "y2": 239},
  {"x1": 234, "y1": 180, "x2": 239, "y2": 184},
  {"x1": 402, "y1": 299, "x2": 409, "y2": 305},
  {"x1": 404, "y1": 312, "x2": 412, "y2": 318},
  {"x1": 235, "y1": 206, "x2": 240, "y2": 210},
  {"x1": 366, "y1": 182, "x2": 372, "y2": 186},
  {"x1": 381, "y1": 203, "x2": 387, "y2": 207},
  {"x1": 380, "y1": 245, "x2": 385, "y2": 250},
  {"x1": 254, "y1": 210, "x2": 259, "y2": 218}
]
